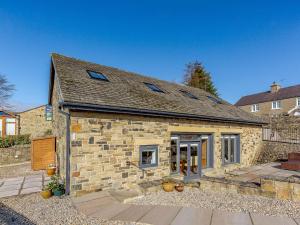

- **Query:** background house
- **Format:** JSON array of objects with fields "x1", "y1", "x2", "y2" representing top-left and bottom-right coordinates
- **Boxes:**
[
  {"x1": 0, "y1": 105, "x2": 53, "y2": 139},
  {"x1": 235, "y1": 82, "x2": 300, "y2": 116},
  {"x1": 0, "y1": 111, "x2": 18, "y2": 137}
]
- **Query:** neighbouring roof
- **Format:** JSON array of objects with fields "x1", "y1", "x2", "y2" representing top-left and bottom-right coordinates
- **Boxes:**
[
  {"x1": 235, "y1": 85, "x2": 300, "y2": 106},
  {"x1": 49, "y1": 53, "x2": 264, "y2": 125}
]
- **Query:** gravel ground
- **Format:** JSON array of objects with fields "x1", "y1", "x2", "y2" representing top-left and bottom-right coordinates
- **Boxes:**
[
  {"x1": 129, "y1": 188, "x2": 300, "y2": 218},
  {"x1": 0, "y1": 194, "x2": 147, "y2": 225}
]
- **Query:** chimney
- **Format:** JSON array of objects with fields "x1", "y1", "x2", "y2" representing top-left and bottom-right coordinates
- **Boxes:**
[{"x1": 270, "y1": 82, "x2": 281, "y2": 93}]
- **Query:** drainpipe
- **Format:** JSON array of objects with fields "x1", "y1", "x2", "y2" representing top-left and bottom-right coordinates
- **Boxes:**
[{"x1": 58, "y1": 107, "x2": 71, "y2": 195}]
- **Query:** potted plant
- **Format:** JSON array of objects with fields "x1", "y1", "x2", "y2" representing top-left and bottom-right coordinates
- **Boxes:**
[
  {"x1": 47, "y1": 175, "x2": 65, "y2": 196},
  {"x1": 40, "y1": 186, "x2": 52, "y2": 199},
  {"x1": 175, "y1": 183, "x2": 184, "y2": 192},
  {"x1": 162, "y1": 179, "x2": 175, "y2": 192},
  {"x1": 47, "y1": 163, "x2": 56, "y2": 176}
]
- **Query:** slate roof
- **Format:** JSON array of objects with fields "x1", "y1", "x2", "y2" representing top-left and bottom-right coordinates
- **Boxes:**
[
  {"x1": 50, "y1": 53, "x2": 264, "y2": 125},
  {"x1": 235, "y1": 85, "x2": 300, "y2": 106}
]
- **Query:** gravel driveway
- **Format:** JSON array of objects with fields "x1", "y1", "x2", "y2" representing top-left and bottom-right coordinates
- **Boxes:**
[
  {"x1": 0, "y1": 194, "x2": 146, "y2": 225},
  {"x1": 129, "y1": 188, "x2": 300, "y2": 218}
]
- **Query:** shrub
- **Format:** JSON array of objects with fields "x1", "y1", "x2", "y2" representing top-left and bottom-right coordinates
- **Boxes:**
[{"x1": 0, "y1": 134, "x2": 31, "y2": 148}]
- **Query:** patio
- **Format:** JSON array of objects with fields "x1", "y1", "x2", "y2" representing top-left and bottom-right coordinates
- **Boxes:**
[
  {"x1": 72, "y1": 190, "x2": 300, "y2": 225},
  {"x1": 0, "y1": 174, "x2": 50, "y2": 198},
  {"x1": 225, "y1": 162, "x2": 300, "y2": 184}
]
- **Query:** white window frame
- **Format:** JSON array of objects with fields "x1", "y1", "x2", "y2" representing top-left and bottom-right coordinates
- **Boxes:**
[
  {"x1": 251, "y1": 104, "x2": 259, "y2": 112},
  {"x1": 297, "y1": 98, "x2": 300, "y2": 107},
  {"x1": 271, "y1": 101, "x2": 281, "y2": 109}
]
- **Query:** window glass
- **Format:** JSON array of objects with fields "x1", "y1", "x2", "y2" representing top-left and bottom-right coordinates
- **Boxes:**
[
  {"x1": 170, "y1": 139, "x2": 178, "y2": 173},
  {"x1": 224, "y1": 138, "x2": 229, "y2": 163},
  {"x1": 222, "y1": 135, "x2": 240, "y2": 164},
  {"x1": 251, "y1": 104, "x2": 259, "y2": 112},
  {"x1": 179, "y1": 90, "x2": 198, "y2": 99},
  {"x1": 87, "y1": 70, "x2": 109, "y2": 81},
  {"x1": 144, "y1": 83, "x2": 164, "y2": 93},
  {"x1": 272, "y1": 101, "x2": 281, "y2": 109},
  {"x1": 140, "y1": 145, "x2": 158, "y2": 168}
]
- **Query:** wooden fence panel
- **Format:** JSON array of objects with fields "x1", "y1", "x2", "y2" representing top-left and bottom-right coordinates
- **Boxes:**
[{"x1": 31, "y1": 136, "x2": 55, "y2": 170}]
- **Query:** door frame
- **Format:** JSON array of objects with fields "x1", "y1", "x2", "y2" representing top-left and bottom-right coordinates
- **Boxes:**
[
  {"x1": 179, "y1": 141, "x2": 202, "y2": 181},
  {"x1": 171, "y1": 133, "x2": 214, "y2": 180}
]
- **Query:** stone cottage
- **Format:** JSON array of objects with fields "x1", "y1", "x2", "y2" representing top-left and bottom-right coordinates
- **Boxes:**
[
  {"x1": 49, "y1": 53, "x2": 265, "y2": 196},
  {"x1": 0, "y1": 105, "x2": 53, "y2": 138}
]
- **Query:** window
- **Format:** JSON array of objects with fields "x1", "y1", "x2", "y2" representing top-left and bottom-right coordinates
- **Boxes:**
[
  {"x1": 179, "y1": 90, "x2": 198, "y2": 99},
  {"x1": 251, "y1": 104, "x2": 259, "y2": 112},
  {"x1": 5, "y1": 118, "x2": 16, "y2": 136},
  {"x1": 272, "y1": 101, "x2": 281, "y2": 109},
  {"x1": 45, "y1": 105, "x2": 53, "y2": 121},
  {"x1": 87, "y1": 70, "x2": 109, "y2": 81},
  {"x1": 144, "y1": 83, "x2": 164, "y2": 93},
  {"x1": 207, "y1": 95, "x2": 221, "y2": 104},
  {"x1": 140, "y1": 145, "x2": 158, "y2": 168},
  {"x1": 221, "y1": 134, "x2": 240, "y2": 165},
  {"x1": 297, "y1": 98, "x2": 300, "y2": 107}
]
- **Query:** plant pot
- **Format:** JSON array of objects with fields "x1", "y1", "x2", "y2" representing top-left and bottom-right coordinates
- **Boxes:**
[
  {"x1": 53, "y1": 189, "x2": 64, "y2": 196},
  {"x1": 40, "y1": 190, "x2": 52, "y2": 199},
  {"x1": 162, "y1": 182, "x2": 175, "y2": 192},
  {"x1": 47, "y1": 167, "x2": 56, "y2": 176},
  {"x1": 175, "y1": 184, "x2": 184, "y2": 192}
]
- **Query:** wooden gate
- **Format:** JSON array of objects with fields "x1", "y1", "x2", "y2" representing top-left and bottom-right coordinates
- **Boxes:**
[{"x1": 31, "y1": 136, "x2": 56, "y2": 170}]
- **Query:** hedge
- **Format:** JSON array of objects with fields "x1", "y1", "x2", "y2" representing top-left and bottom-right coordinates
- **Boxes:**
[{"x1": 0, "y1": 134, "x2": 31, "y2": 148}]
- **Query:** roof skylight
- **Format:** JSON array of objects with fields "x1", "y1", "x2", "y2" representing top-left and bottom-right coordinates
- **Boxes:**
[
  {"x1": 207, "y1": 95, "x2": 222, "y2": 104},
  {"x1": 179, "y1": 90, "x2": 198, "y2": 100},
  {"x1": 87, "y1": 70, "x2": 109, "y2": 81},
  {"x1": 144, "y1": 83, "x2": 164, "y2": 93}
]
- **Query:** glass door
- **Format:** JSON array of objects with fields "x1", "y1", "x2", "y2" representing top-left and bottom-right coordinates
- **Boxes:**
[{"x1": 180, "y1": 142, "x2": 201, "y2": 180}]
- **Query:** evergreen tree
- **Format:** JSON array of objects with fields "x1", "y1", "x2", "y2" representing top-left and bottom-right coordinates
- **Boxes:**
[{"x1": 183, "y1": 61, "x2": 218, "y2": 97}]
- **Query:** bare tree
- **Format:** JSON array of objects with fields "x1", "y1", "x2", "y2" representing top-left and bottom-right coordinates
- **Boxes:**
[{"x1": 0, "y1": 75, "x2": 15, "y2": 110}]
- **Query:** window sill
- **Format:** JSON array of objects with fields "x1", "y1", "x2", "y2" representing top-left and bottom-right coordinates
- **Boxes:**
[
  {"x1": 140, "y1": 165, "x2": 158, "y2": 170},
  {"x1": 222, "y1": 162, "x2": 240, "y2": 167}
]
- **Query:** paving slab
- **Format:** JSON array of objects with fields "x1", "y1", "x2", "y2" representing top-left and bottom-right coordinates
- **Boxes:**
[
  {"x1": 75, "y1": 196, "x2": 118, "y2": 215},
  {"x1": 3, "y1": 179, "x2": 24, "y2": 186},
  {"x1": 0, "y1": 184, "x2": 21, "y2": 191},
  {"x1": 89, "y1": 203, "x2": 131, "y2": 219},
  {"x1": 72, "y1": 191, "x2": 112, "y2": 204},
  {"x1": 294, "y1": 218, "x2": 300, "y2": 224},
  {"x1": 251, "y1": 213, "x2": 298, "y2": 225},
  {"x1": 171, "y1": 207, "x2": 212, "y2": 225},
  {"x1": 23, "y1": 181, "x2": 42, "y2": 188},
  {"x1": 211, "y1": 210, "x2": 252, "y2": 225},
  {"x1": 25, "y1": 177, "x2": 43, "y2": 182},
  {"x1": 139, "y1": 205, "x2": 182, "y2": 225},
  {"x1": 109, "y1": 190, "x2": 140, "y2": 203},
  {"x1": 0, "y1": 190, "x2": 19, "y2": 198},
  {"x1": 112, "y1": 204, "x2": 154, "y2": 222},
  {"x1": 20, "y1": 187, "x2": 42, "y2": 195}
]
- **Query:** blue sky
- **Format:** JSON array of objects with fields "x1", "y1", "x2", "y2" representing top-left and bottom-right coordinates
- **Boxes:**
[{"x1": 0, "y1": 0, "x2": 300, "y2": 111}]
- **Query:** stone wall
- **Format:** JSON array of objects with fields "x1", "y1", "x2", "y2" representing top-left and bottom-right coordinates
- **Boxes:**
[
  {"x1": 239, "y1": 97, "x2": 299, "y2": 116},
  {"x1": 51, "y1": 75, "x2": 67, "y2": 178},
  {"x1": 0, "y1": 144, "x2": 31, "y2": 165},
  {"x1": 69, "y1": 111, "x2": 262, "y2": 196},
  {"x1": 256, "y1": 141, "x2": 300, "y2": 163},
  {"x1": 200, "y1": 175, "x2": 300, "y2": 202},
  {"x1": 255, "y1": 115, "x2": 300, "y2": 163},
  {"x1": 19, "y1": 106, "x2": 53, "y2": 138}
]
